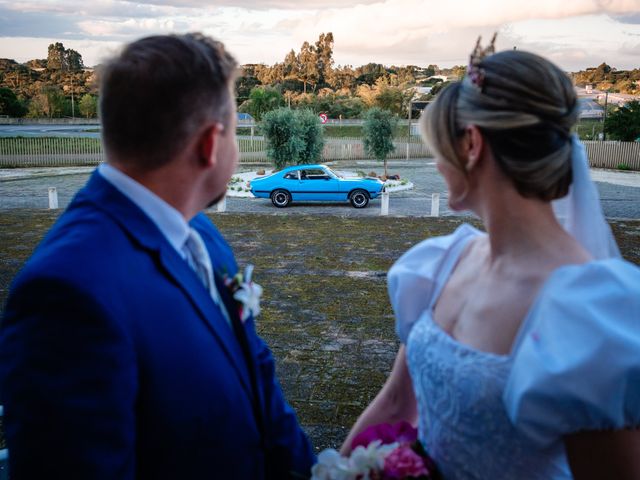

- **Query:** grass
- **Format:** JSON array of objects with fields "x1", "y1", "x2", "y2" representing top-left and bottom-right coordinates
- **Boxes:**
[
  {"x1": 0, "y1": 212, "x2": 639, "y2": 452},
  {"x1": 575, "y1": 119, "x2": 604, "y2": 141}
]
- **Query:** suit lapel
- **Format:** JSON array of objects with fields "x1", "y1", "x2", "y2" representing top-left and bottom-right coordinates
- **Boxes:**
[
  {"x1": 156, "y1": 246, "x2": 254, "y2": 397},
  {"x1": 79, "y1": 171, "x2": 254, "y2": 397}
]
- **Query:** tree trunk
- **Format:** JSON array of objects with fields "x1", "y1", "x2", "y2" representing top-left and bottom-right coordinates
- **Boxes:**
[{"x1": 384, "y1": 158, "x2": 388, "y2": 178}]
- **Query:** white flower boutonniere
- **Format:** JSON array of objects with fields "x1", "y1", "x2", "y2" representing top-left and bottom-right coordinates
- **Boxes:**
[{"x1": 223, "y1": 264, "x2": 263, "y2": 323}]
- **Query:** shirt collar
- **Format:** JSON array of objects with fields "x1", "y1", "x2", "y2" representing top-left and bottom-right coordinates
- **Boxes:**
[{"x1": 98, "y1": 163, "x2": 190, "y2": 257}]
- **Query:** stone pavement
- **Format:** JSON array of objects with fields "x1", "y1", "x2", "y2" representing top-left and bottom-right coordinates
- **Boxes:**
[{"x1": 1, "y1": 211, "x2": 639, "y2": 453}]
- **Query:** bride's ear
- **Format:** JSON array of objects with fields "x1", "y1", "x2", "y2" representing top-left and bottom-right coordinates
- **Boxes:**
[{"x1": 463, "y1": 125, "x2": 484, "y2": 173}]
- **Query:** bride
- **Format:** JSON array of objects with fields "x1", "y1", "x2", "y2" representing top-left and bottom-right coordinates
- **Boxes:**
[{"x1": 341, "y1": 39, "x2": 640, "y2": 479}]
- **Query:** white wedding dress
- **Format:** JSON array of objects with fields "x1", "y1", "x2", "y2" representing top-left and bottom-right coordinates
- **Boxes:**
[{"x1": 388, "y1": 224, "x2": 640, "y2": 480}]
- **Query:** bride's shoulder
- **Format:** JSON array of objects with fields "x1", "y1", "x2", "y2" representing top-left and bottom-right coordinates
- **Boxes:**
[
  {"x1": 504, "y1": 258, "x2": 640, "y2": 448},
  {"x1": 389, "y1": 223, "x2": 482, "y2": 277},
  {"x1": 538, "y1": 257, "x2": 640, "y2": 314},
  {"x1": 388, "y1": 223, "x2": 483, "y2": 343}
]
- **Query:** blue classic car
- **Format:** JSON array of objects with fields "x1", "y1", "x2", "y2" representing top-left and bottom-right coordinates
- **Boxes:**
[{"x1": 250, "y1": 164, "x2": 385, "y2": 208}]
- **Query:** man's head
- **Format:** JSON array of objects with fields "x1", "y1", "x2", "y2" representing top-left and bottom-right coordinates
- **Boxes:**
[{"x1": 99, "y1": 33, "x2": 238, "y2": 171}]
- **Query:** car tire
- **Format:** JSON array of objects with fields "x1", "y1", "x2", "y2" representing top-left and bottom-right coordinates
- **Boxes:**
[
  {"x1": 271, "y1": 189, "x2": 291, "y2": 208},
  {"x1": 350, "y1": 189, "x2": 369, "y2": 208}
]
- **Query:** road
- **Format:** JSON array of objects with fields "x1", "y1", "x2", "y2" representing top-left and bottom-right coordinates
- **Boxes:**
[
  {"x1": 2, "y1": 160, "x2": 639, "y2": 219},
  {"x1": 0, "y1": 124, "x2": 100, "y2": 138}
]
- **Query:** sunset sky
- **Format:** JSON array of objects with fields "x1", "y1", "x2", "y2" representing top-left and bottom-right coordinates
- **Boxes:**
[{"x1": 0, "y1": 0, "x2": 639, "y2": 71}]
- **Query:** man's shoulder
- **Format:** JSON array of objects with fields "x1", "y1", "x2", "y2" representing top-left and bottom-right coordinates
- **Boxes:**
[{"x1": 16, "y1": 204, "x2": 131, "y2": 288}]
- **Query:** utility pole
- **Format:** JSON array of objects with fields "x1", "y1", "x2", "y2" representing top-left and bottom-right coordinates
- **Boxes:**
[
  {"x1": 71, "y1": 73, "x2": 75, "y2": 119},
  {"x1": 602, "y1": 91, "x2": 608, "y2": 141},
  {"x1": 406, "y1": 100, "x2": 413, "y2": 160}
]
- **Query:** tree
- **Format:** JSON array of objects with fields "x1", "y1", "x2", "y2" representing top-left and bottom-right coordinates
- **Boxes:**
[
  {"x1": 79, "y1": 94, "x2": 98, "y2": 118},
  {"x1": 314, "y1": 32, "x2": 334, "y2": 87},
  {"x1": 262, "y1": 108, "x2": 304, "y2": 169},
  {"x1": 295, "y1": 109, "x2": 324, "y2": 164},
  {"x1": 262, "y1": 107, "x2": 325, "y2": 168},
  {"x1": 0, "y1": 87, "x2": 27, "y2": 117},
  {"x1": 374, "y1": 83, "x2": 406, "y2": 116},
  {"x1": 297, "y1": 41, "x2": 318, "y2": 94},
  {"x1": 355, "y1": 63, "x2": 387, "y2": 86},
  {"x1": 604, "y1": 101, "x2": 640, "y2": 141},
  {"x1": 47, "y1": 42, "x2": 83, "y2": 71},
  {"x1": 239, "y1": 87, "x2": 284, "y2": 121},
  {"x1": 47, "y1": 42, "x2": 66, "y2": 70},
  {"x1": 327, "y1": 65, "x2": 356, "y2": 91},
  {"x1": 28, "y1": 85, "x2": 65, "y2": 118},
  {"x1": 363, "y1": 107, "x2": 397, "y2": 177}
]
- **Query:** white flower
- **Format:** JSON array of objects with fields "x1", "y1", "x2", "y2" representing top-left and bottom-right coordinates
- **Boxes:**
[
  {"x1": 231, "y1": 264, "x2": 263, "y2": 322},
  {"x1": 311, "y1": 442, "x2": 401, "y2": 480},
  {"x1": 311, "y1": 449, "x2": 356, "y2": 480},
  {"x1": 349, "y1": 443, "x2": 381, "y2": 472}
]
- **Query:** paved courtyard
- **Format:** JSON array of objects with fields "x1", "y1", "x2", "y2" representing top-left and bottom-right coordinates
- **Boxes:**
[
  {"x1": 1, "y1": 211, "x2": 639, "y2": 453},
  {"x1": 2, "y1": 160, "x2": 640, "y2": 219}
]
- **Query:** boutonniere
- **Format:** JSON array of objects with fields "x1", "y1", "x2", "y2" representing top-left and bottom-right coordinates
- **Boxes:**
[{"x1": 222, "y1": 264, "x2": 263, "y2": 323}]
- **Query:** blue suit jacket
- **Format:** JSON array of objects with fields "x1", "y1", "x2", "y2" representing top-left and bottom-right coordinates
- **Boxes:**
[{"x1": 0, "y1": 172, "x2": 315, "y2": 479}]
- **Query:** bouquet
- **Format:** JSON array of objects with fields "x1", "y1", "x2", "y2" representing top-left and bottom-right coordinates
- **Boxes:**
[{"x1": 311, "y1": 421, "x2": 439, "y2": 480}]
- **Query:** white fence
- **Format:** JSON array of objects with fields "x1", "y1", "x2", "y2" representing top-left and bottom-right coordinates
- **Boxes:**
[
  {"x1": 583, "y1": 141, "x2": 640, "y2": 170},
  {"x1": 0, "y1": 137, "x2": 638, "y2": 170}
]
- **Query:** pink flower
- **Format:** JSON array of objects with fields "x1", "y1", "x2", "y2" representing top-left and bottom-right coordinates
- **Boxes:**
[
  {"x1": 383, "y1": 445, "x2": 430, "y2": 479},
  {"x1": 351, "y1": 421, "x2": 418, "y2": 450}
]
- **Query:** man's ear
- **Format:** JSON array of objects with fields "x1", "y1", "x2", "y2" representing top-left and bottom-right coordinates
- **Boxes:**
[
  {"x1": 198, "y1": 122, "x2": 224, "y2": 168},
  {"x1": 463, "y1": 125, "x2": 484, "y2": 172}
]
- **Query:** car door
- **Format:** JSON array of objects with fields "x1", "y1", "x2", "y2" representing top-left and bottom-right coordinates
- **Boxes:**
[
  {"x1": 280, "y1": 170, "x2": 301, "y2": 199},
  {"x1": 295, "y1": 168, "x2": 341, "y2": 201}
]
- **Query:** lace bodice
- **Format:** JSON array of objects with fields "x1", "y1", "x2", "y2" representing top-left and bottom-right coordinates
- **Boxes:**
[
  {"x1": 406, "y1": 314, "x2": 570, "y2": 479},
  {"x1": 389, "y1": 224, "x2": 640, "y2": 480}
]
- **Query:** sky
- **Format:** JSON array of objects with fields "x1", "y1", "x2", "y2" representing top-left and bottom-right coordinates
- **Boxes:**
[{"x1": 0, "y1": 0, "x2": 639, "y2": 71}]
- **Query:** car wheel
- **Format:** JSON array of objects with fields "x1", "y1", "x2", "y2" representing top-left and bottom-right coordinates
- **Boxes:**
[
  {"x1": 350, "y1": 189, "x2": 369, "y2": 208},
  {"x1": 271, "y1": 189, "x2": 291, "y2": 208}
]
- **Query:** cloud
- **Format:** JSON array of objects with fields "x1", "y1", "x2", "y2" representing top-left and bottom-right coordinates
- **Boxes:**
[
  {"x1": 0, "y1": 7, "x2": 82, "y2": 39},
  {"x1": 1, "y1": 0, "x2": 639, "y2": 69},
  {"x1": 613, "y1": 12, "x2": 640, "y2": 23},
  {"x1": 2, "y1": 0, "x2": 175, "y2": 18},
  {"x1": 619, "y1": 41, "x2": 640, "y2": 55},
  {"x1": 279, "y1": 0, "x2": 640, "y2": 68},
  {"x1": 131, "y1": 0, "x2": 381, "y2": 9}
]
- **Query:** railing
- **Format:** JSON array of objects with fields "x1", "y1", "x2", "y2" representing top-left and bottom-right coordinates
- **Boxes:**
[{"x1": 0, "y1": 137, "x2": 638, "y2": 170}]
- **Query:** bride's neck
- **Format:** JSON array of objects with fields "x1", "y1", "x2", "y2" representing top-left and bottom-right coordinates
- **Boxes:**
[{"x1": 479, "y1": 192, "x2": 576, "y2": 264}]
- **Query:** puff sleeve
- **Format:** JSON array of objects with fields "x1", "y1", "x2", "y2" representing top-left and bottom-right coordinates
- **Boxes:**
[
  {"x1": 388, "y1": 223, "x2": 480, "y2": 343},
  {"x1": 504, "y1": 259, "x2": 640, "y2": 449}
]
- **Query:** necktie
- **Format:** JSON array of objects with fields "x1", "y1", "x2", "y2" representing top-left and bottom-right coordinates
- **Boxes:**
[{"x1": 183, "y1": 227, "x2": 230, "y2": 325}]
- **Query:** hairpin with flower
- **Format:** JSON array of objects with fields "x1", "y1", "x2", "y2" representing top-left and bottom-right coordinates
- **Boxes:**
[{"x1": 467, "y1": 33, "x2": 497, "y2": 91}]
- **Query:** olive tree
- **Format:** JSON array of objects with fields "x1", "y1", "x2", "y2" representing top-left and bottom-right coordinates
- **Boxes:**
[
  {"x1": 262, "y1": 108, "x2": 304, "y2": 169},
  {"x1": 295, "y1": 108, "x2": 324, "y2": 164},
  {"x1": 262, "y1": 107, "x2": 325, "y2": 168},
  {"x1": 363, "y1": 107, "x2": 397, "y2": 177}
]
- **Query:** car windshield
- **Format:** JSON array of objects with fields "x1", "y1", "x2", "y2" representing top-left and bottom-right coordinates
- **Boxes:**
[{"x1": 324, "y1": 167, "x2": 342, "y2": 179}]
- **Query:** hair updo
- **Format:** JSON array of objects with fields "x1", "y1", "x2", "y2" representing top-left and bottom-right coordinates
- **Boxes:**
[{"x1": 421, "y1": 50, "x2": 578, "y2": 201}]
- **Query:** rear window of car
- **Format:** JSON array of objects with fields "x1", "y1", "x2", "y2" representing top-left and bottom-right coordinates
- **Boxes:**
[{"x1": 283, "y1": 172, "x2": 298, "y2": 179}]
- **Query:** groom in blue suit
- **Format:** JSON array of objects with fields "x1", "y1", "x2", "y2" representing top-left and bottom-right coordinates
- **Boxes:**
[{"x1": 0, "y1": 33, "x2": 315, "y2": 479}]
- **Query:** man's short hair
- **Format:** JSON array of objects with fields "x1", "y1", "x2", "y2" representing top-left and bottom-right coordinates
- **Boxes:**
[{"x1": 99, "y1": 33, "x2": 238, "y2": 169}]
